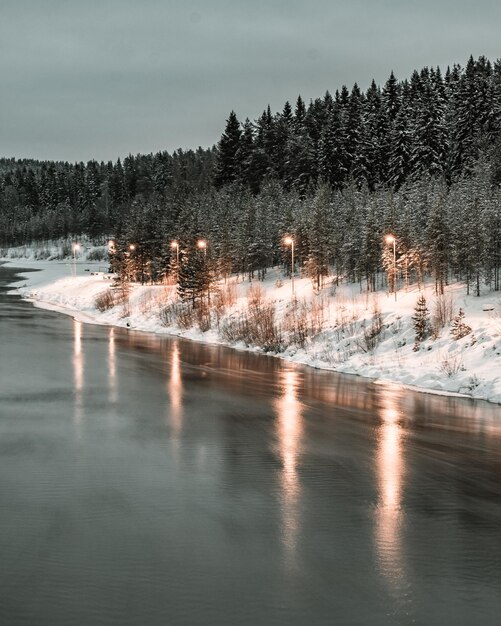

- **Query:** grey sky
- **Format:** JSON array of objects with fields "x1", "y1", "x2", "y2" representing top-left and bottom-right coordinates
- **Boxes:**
[{"x1": 1, "y1": 0, "x2": 500, "y2": 162}]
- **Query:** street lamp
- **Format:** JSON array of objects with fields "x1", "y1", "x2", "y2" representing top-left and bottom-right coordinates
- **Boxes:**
[
  {"x1": 197, "y1": 239, "x2": 207, "y2": 257},
  {"x1": 284, "y1": 236, "x2": 295, "y2": 298},
  {"x1": 171, "y1": 240, "x2": 180, "y2": 265},
  {"x1": 72, "y1": 243, "x2": 80, "y2": 277},
  {"x1": 127, "y1": 244, "x2": 136, "y2": 282},
  {"x1": 171, "y1": 240, "x2": 180, "y2": 281},
  {"x1": 385, "y1": 234, "x2": 397, "y2": 301}
]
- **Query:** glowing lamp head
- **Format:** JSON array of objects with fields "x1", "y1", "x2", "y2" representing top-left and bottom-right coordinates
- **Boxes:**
[
  {"x1": 72, "y1": 243, "x2": 80, "y2": 252},
  {"x1": 284, "y1": 236, "x2": 294, "y2": 246},
  {"x1": 129, "y1": 244, "x2": 136, "y2": 251},
  {"x1": 171, "y1": 240, "x2": 179, "y2": 249},
  {"x1": 385, "y1": 234, "x2": 396, "y2": 244},
  {"x1": 197, "y1": 239, "x2": 207, "y2": 250}
]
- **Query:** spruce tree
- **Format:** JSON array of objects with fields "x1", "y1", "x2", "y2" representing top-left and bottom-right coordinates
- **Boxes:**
[
  {"x1": 412, "y1": 294, "x2": 430, "y2": 349},
  {"x1": 214, "y1": 111, "x2": 242, "y2": 188},
  {"x1": 450, "y1": 308, "x2": 471, "y2": 340}
]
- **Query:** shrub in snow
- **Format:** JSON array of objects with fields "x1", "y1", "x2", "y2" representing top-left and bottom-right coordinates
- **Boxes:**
[
  {"x1": 439, "y1": 351, "x2": 465, "y2": 377},
  {"x1": 357, "y1": 302, "x2": 384, "y2": 353},
  {"x1": 221, "y1": 300, "x2": 285, "y2": 353},
  {"x1": 195, "y1": 301, "x2": 212, "y2": 332},
  {"x1": 94, "y1": 289, "x2": 116, "y2": 312},
  {"x1": 432, "y1": 293, "x2": 454, "y2": 338},
  {"x1": 450, "y1": 308, "x2": 472, "y2": 340}
]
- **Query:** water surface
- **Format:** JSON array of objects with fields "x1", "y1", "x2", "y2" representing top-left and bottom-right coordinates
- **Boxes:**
[{"x1": 1, "y1": 265, "x2": 501, "y2": 625}]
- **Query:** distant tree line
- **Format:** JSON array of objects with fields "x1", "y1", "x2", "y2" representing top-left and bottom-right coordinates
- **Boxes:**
[{"x1": 1, "y1": 55, "x2": 501, "y2": 295}]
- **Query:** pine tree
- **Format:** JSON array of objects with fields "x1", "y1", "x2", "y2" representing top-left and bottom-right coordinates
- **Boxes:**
[
  {"x1": 450, "y1": 308, "x2": 471, "y2": 339},
  {"x1": 388, "y1": 105, "x2": 412, "y2": 188},
  {"x1": 318, "y1": 107, "x2": 346, "y2": 189},
  {"x1": 214, "y1": 111, "x2": 242, "y2": 188},
  {"x1": 178, "y1": 245, "x2": 214, "y2": 307},
  {"x1": 412, "y1": 294, "x2": 430, "y2": 349},
  {"x1": 305, "y1": 184, "x2": 332, "y2": 290},
  {"x1": 427, "y1": 194, "x2": 450, "y2": 294}
]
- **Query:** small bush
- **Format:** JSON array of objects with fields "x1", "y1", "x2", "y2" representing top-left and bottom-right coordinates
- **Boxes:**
[
  {"x1": 247, "y1": 282, "x2": 264, "y2": 309},
  {"x1": 220, "y1": 315, "x2": 248, "y2": 343},
  {"x1": 159, "y1": 302, "x2": 195, "y2": 329},
  {"x1": 94, "y1": 289, "x2": 116, "y2": 312},
  {"x1": 357, "y1": 302, "x2": 384, "y2": 353},
  {"x1": 282, "y1": 299, "x2": 309, "y2": 347},
  {"x1": 195, "y1": 302, "x2": 211, "y2": 332},
  {"x1": 221, "y1": 301, "x2": 285, "y2": 352},
  {"x1": 439, "y1": 351, "x2": 465, "y2": 377},
  {"x1": 432, "y1": 293, "x2": 454, "y2": 337}
]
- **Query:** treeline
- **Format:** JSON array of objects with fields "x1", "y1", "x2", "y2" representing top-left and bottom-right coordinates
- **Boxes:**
[
  {"x1": 111, "y1": 162, "x2": 501, "y2": 300},
  {"x1": 0, "y1": 148, "x2": 215, "y2": 244},
  {"x1": 1, "y1": 55, "x2": 501, "y2": 294}
]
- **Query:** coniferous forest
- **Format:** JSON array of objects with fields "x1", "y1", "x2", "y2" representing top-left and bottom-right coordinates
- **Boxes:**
[{"x1": 2, "y1": 55, "x2": 501, "y2": 296}]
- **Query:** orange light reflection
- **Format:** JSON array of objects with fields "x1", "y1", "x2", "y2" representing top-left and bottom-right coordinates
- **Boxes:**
[
  {"x1": 73, "y1": 320, "x2": 84, "y2": 430},
  {"x1": 108, "y1": 327, "x2": 117, "y2": 403},
  {"x1": 375, "y1": 390, "x2": 407, "y2": 592},
  {"x1": 168, "y1": 342, "x2": 183, "y2": 438},
  {"x1": 274, "y1": 368, "x2": 303, "y2": 569}
]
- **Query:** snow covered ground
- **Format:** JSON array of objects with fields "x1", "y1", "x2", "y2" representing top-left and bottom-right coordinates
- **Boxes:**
[{"x1": 3, "y1": 254, "x2": 501, "y2": 405}]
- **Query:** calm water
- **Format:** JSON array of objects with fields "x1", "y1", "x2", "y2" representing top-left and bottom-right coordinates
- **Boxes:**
[{"x1": 1, "y1": 266, "x2": 501, "y2": 625}]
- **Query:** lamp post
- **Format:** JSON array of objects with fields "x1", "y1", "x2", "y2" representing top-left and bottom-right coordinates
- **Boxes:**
[
  {"x1": 197, "y1": 239, "x2": 207, "y2": 256},
  {"x1": 171, "y1": 240, "x2": 180, "y2": 281},
  {"x1": 385, "y1": 234, "x2": 397, "y2": 301},
  {"x1": 197, "y1": 239, "x2": 209, "y2": 303},
  {"x1": 72, "y1": 243, "x2": 80, "y2": 277},
  {"x1": 128, "y1": 244, "x2": 136, "y2": 282},
  {"x1": 284, "y1": 236, "x2": 295, "y2": 298},
  {"x1": 171, "y1": 240, "x2": 180, "y2": 266}
]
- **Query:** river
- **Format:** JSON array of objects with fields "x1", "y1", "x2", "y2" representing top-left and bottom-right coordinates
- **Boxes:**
[{"x1": 1, "y1": 265, "x2": 501, "y2": 625}]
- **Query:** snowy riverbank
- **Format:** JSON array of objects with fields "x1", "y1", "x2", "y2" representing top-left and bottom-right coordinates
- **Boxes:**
[{"x1": 3, "y1": 257, "x2": 501, "y2": 405}]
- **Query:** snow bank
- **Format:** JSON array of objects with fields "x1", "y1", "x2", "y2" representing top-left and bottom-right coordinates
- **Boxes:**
[{"x1": 3, "y1": 258, "x2": 501, "y2": 405}]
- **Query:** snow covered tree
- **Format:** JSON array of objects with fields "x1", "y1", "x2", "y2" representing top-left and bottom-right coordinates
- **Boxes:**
[
  {"x1": 412, "y1": 294, "x2": 430, "y2": 349},
  {"x1": 214, "y1": 111, "x2": 242, "y2": 188},
  {"x1": 178, "y1": 244, "x2": 215, "y2": 307},
  {"x1": 450, "y1": 308, "x2": 472, "y2": 339},
  {"x1": 305, "y1": 184, "x2": 333, "y2": 291}
]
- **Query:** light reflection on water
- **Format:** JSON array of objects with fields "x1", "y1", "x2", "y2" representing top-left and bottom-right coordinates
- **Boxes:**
[
  {"x1": 108, "y1": 327, "x2": 117, "y2": 404},
  {"x1": 167, "y1": 341, "x2": 183, "y2": 441},
  {"x1": 375, "y1": 390, "x2": 407, "y2": 598},
  {"x1": 274, "y1": 367, "x2": 303, "y2": 569},
  {"x1": 73, "y1": 319, "x2": 84, "y2": 430}
]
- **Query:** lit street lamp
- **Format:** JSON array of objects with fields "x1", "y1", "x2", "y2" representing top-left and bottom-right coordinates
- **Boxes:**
[
  {"x1": 284, "y1": 236, "x2": 295, "y2": 298},
  {"x1": 171, "y1": 240, "x2": 180, "y2": 265},
  {"x1": 127, "y1": 244, "x2": 137, "y2": 282},
  {"x1": 197, "y1": 239, "x2": 207, "y2": 257},
  {"x1": 385, "y1": 234, "x2": 397, "y2": 301},
  {"x1": 171, "y1": 240, "x2": 180, "y2": 281}
]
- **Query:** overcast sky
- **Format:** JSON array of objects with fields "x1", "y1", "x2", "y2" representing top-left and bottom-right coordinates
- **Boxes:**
[{"x1": 1, "y1": 0, "x2": 500, "y2": 163}]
